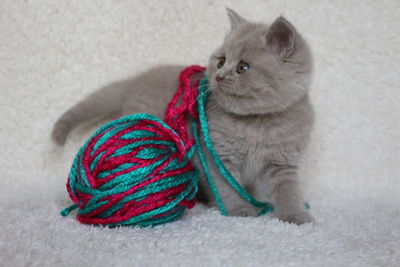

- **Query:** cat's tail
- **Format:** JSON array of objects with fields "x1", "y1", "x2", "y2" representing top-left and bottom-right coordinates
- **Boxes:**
[{"x1": 51, "y1": 81, "x2": 128, "y2": 145}]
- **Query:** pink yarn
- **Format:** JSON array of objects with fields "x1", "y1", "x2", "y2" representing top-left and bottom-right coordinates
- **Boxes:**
[{"x1": 164, "y1": 65, "x2": 206, "y2": 149}]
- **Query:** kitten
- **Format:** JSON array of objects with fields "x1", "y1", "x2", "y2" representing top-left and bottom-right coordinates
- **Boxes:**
[{"x1": 52, "y1": 9, "x2": 314, "y2": 224}]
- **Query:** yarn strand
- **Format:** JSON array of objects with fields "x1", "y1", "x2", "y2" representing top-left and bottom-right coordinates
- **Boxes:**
[{"x1": 194, "y1": 77, "x2": 274, "y2": 216}]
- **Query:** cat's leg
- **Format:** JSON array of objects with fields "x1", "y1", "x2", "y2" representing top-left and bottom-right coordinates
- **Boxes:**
[
  {"x1": 212, "y1": 179, "x2": 258, "y2": 217},
  {"x1": 201, "y1": 160, "x2": 258, "y2": 217},
  {"x1": 265, "y1": 163, "x2": 313, "y2": 224}
]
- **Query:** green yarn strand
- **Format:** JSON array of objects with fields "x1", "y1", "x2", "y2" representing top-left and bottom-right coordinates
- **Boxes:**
[
  {"x1": 196, "y1": 77, "x2": 274, "y2": 216},
  {"x1": 192, "y1": 121, "x2": 228, "y2": 215}
]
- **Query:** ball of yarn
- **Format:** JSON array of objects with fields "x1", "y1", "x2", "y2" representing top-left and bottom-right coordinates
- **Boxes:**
[{"x1": 62, "y1": 113, "x2": 199, "y2": 227}]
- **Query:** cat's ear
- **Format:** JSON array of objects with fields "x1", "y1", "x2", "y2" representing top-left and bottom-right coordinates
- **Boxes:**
[
  {"x1": 266, "y1": 16, "x2": 296, "y2": 58},
  {"x1": 226, "y1": 8, "x2": 246, "y2": 29}
]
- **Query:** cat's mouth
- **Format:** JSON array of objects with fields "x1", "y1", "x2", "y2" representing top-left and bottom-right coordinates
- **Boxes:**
[{"x1": 217, "y1": 87, "x2": 252, "y2": 99}]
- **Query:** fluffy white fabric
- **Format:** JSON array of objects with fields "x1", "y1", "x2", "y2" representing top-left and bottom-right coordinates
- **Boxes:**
[{"x1": 1, "y1": 0, "x2": 399, "y2": 266}]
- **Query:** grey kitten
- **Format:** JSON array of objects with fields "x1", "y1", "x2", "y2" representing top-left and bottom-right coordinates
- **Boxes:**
[{"x1": 52, "y1": 9, "x2": 314, "y2": 224}]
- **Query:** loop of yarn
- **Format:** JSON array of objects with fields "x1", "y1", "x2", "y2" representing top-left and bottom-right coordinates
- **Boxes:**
[{"x1": 61, "y1": 65, "x2": 205, "y2": 227}]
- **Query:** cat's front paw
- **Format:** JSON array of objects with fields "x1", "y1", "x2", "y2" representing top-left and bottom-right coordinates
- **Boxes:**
[
  {"x1": 229, "y1": 206, "x2": 258, "y2": 217},
  {"x1": 277, "y1": 210, "x2": 313, "y2": 225}
]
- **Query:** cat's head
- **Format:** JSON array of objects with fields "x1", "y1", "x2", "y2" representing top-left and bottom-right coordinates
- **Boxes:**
[{"x1": 207, "y1": 9, "x2": 313, "y2": 115}]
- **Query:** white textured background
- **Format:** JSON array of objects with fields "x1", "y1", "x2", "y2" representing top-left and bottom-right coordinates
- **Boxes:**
[{"x1": 1, "y1": 0, "x2": 399, "y2": 266}]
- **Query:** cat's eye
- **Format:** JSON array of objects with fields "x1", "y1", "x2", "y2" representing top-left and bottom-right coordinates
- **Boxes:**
[
  {"x1": 217, "y1": 57, "x2": 225, "y2": 69},
  {"x1": 237, "y1": 62, "x2": 249, "y2": 74}
]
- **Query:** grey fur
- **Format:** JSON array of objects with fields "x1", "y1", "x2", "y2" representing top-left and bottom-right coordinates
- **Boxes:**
[{"x1": 52, "y1": 9, "x2": 314, "y2": 224}]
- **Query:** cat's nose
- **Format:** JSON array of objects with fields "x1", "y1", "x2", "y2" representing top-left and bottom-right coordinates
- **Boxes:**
[{"x1": 216, "y1": 75, "x2": 224, "y2": 82}]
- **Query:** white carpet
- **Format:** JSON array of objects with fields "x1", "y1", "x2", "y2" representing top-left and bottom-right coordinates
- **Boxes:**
[{"x1": 1, "y1": 0, "x2": 399, "y2": 266}]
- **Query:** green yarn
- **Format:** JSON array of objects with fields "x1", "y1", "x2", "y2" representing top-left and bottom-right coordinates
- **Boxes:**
[{"x1": 194, "y1": 77, "x2": 274, "y2": 216}]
